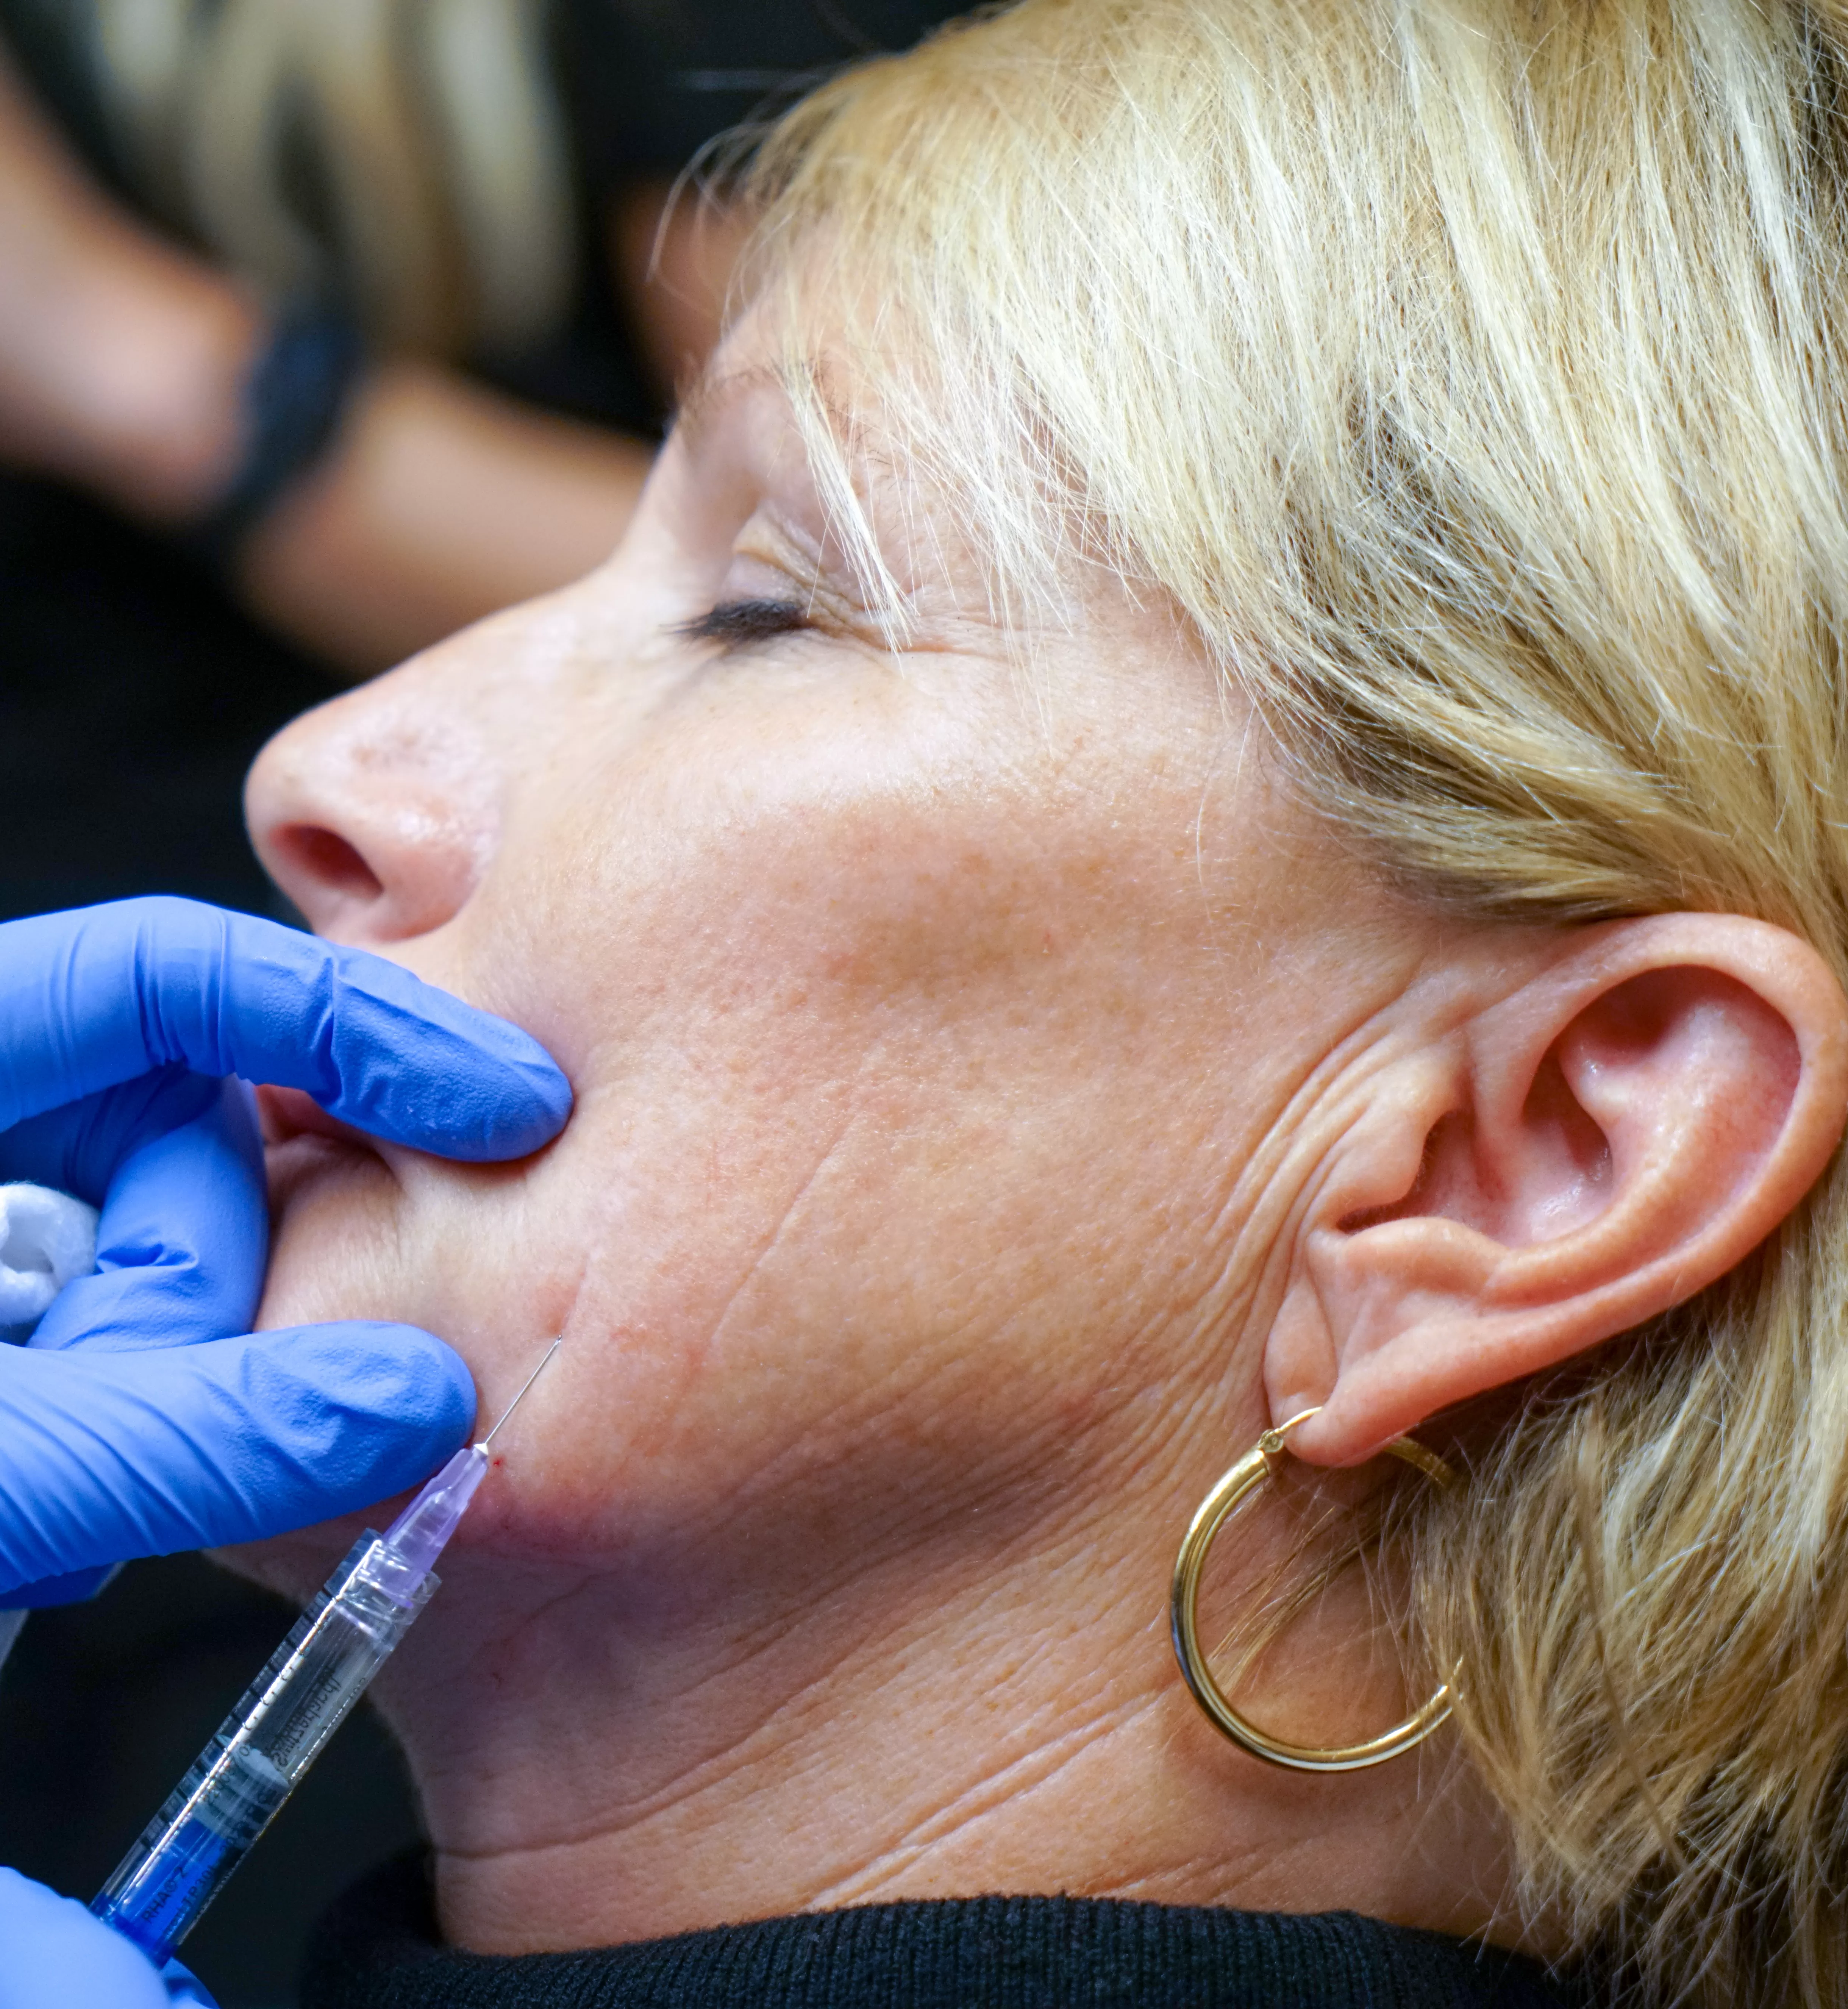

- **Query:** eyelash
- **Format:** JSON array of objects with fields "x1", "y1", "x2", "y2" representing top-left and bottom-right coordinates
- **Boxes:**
[{"x1": 674, "y1": 599, "x2": 813, "y2": 650}]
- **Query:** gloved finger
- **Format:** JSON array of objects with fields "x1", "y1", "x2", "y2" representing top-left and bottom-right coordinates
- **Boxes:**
[
  {"x1": 0, "y1": 1323, "x2": 473, "y2": 1595},
  {"x1": 159, "y1": 1959, "x2": 218, "y2": 2008},
  {"x1": 14, "y1": 1075, "x2": 268, "y2": 1353},
  {"x1": 0, "y1": 897, "x2": 570, "y2": 1158},
  {"x1": 0, "y1": 1067, "x2": 226, "y2": 1202},
  {"x1": 0, "y1": 1869, "x2": 213, "y2": 2009},
  {"x1": 0, "y1": 1561, "x2": 115, "y2": 1607}
]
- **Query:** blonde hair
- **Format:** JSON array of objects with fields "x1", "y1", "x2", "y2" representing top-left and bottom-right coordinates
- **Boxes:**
[
  {"x1": 89, "y1": 0, "x2": 575, "y2": 353},
  {"x1": 743, "y1": 3, "x2": 1848, "y2": 2002}
]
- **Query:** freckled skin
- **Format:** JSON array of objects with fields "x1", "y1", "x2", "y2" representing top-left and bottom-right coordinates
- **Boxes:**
[{"x1": 234, "y1": 311, "x2": 1514, "y2": 1957}]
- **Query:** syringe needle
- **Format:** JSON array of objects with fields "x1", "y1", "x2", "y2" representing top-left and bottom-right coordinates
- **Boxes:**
[{"x1": 479, "y1": 1334, "x2": 562, "y2": 1450}]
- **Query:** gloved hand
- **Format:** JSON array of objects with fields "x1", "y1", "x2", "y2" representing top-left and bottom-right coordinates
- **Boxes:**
[
  {"x1": 0, "y1": 898, "x2": 570, "y2": 2009},
  {"x1": 0, "y1": 1870, "x2": 215, "y2": 2008},
  {"x1": 0, "y1": 895, "x2": 572, "y2": 1602}
]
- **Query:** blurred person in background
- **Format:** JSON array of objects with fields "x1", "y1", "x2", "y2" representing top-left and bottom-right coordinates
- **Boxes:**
[
  {"x1": 0, "y1": 0, "x2": 967, "y2": 886},
  {"x1": 0, "y1": 7, "x2": 959, "y2": 2003},
  {"x1": 6, "y1": 0, "x2": 711, "y2": 675}
]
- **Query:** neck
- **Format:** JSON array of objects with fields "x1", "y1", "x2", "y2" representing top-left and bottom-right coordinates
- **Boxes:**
[{"x1": 359, "y1": 1458, "x2": 1517, "y2": 1957}]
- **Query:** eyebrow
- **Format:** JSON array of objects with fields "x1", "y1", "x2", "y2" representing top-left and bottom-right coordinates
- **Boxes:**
[
  {"x1": 671, "y1": 360, "x2": 784, "y2": 454},
  {"x1": 670, "y1": 350, "x2": 908, "y2": 629}
]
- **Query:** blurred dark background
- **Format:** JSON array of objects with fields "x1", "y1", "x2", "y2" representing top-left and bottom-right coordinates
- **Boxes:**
[{"x1": 0, "y1": 471, "x2": 393, "y2": 2009}]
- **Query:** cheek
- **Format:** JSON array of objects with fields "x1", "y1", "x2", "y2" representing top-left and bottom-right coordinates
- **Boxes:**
[
  {"x1": 249, "y1": 669, "x2": 1336, "y2": 1569},
  {"x1": 437, "y1": 769, "x2": 1191, "y2": 1478}
]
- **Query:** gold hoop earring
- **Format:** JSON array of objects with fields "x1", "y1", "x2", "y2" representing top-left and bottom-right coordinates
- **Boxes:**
[{"x1": 1170, "y1": 1408, "x2": 1460, "y2": 1772}]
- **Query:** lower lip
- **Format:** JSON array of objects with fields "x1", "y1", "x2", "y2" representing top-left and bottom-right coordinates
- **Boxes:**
[{"x1": 261, "y1": 1128, "x2": 389, "y2": 1210}]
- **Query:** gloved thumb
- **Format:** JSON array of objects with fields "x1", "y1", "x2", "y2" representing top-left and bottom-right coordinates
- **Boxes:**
[
  {"x1": 0, "y1": 1323, "x2": 475, "y2": 1596},
  {"x1": 0, "y1": 1868, "x2": 218, "y2": 2007}
]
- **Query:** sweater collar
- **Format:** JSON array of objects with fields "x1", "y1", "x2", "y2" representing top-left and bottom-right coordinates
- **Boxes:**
[{"x1": 301, "y1": 1851, "x2": 1582, "y2": 2009}]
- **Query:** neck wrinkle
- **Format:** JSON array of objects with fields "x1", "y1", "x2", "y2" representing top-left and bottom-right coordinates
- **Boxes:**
[{"x1": 362, "y1": 1484, "x2": 1519, "y2": 1959}]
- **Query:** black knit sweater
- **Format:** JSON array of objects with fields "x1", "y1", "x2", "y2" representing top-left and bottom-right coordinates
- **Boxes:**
[{"x1": 300, "y1": 1852, "x2": 1581, "y2": 2009}]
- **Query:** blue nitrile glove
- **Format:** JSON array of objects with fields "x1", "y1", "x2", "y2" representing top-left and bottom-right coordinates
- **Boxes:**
[
  {"x1": 0, "y1": 899, "x2": 570, "y2": 2008},
  {"x1": 0, "y1": 1869, "x2": 215, "y2": 2008},
  {"x1": 0, "y1": 895, "x2": 572, "y2": 1602}
]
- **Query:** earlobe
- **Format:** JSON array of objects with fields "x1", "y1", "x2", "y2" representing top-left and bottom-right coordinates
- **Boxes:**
[{"x1": 1270, "y1": 914, "x2": 1848, "y2": 1467}]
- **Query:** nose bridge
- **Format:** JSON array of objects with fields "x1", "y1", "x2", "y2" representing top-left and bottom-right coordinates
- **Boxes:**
[{"x1": 246, "y1": 655, "x2": 505, "y2": 947}]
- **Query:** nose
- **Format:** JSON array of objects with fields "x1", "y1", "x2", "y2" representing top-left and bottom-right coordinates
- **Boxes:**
[{"x1": 245, "y1": 653, "x2": 501, "y2": 947}]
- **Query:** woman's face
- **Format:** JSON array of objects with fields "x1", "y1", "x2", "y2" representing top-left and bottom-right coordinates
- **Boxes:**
[{"x1": 244, "y1": 309, "x2": 1428, "y2": 1609}]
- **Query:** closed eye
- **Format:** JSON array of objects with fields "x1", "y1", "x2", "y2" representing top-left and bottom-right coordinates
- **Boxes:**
[{"x1": 673, "y1": 599, "x2": 813, "y2": 649}]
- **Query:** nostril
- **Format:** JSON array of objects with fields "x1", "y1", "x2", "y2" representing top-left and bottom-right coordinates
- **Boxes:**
[{"x1": 277, "y1": 825, "x2": 386, "y2": 905}]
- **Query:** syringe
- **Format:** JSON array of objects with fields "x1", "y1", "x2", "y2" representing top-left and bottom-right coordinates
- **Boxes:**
[{"x1": 90, "y1": 1336, "x2": 561, "y2": 1969}]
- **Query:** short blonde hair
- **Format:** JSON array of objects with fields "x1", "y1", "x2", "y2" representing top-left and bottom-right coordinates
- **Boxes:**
[{"x1": 745, "y1": 5, "x2": 1848, "y2": 2002}]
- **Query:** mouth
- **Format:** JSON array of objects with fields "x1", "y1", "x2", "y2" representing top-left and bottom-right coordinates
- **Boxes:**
[{"x1": 256, "y1": 1084, "x2": 391, "y2": 1204}]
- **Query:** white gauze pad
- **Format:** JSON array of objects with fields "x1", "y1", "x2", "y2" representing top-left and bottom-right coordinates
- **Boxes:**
[{"x1": 0, "y1": 1183, "x2": 99, "y2": 1328}]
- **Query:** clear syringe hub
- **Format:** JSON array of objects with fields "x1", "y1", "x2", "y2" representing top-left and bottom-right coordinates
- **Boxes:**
[{"x1": 380, "y1": 1443, "x2": 488, "y2": 1580}]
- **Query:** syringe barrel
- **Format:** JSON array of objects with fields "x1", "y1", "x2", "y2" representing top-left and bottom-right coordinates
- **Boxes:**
[{"x1": 90, "y1": 1535, "x2": 435, "y2": 1967}]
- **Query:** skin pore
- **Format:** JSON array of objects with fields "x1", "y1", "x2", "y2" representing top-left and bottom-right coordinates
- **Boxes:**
[{"x1": 234, "y1": 305, "x2": 1848, "y2": 1959}]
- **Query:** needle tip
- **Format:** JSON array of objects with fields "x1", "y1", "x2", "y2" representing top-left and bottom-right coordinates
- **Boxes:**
[{"x1": 478, "y1": 1335, "x2": 563, "y2": 1451}]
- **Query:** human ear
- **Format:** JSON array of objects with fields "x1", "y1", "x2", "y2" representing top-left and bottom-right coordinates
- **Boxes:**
[{"x1": 1266, "y1": 914, "x2": 1848, "y2": 1467}]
